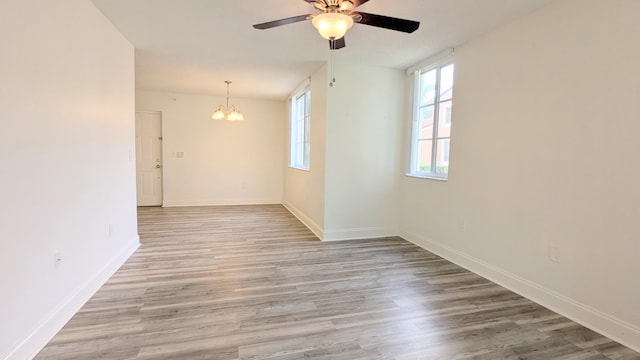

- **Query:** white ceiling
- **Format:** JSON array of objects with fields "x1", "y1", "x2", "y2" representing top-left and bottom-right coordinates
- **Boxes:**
[{"x1": 91, "y1": 0, "x2": 555, "y2": 100}]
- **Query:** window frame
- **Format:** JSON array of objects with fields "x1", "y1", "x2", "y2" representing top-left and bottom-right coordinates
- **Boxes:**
[
  {"x1": 288, "y1": 84, "x2": 311, "y2": 171},
  {"x1": 408, "y1": 61, "x2": 455, "y2": 180},
  {"x1": 443, "y1": 106, "x2": 452, "y2": 127},
  {"x1": 440, "y1": 138, "x2": 450, "y2": 165}
]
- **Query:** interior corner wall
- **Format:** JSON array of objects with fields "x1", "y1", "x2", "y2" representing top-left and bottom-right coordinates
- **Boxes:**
[
  {"x1": 323, "y1": 64, "x2": 404, "y2": 241},
  {"x1": 399, "y1": 0, "x2": 640, "y2": 351},
  {"x1": 0, "y1": 1, "x2": 139, "y2": 359},
  {"x1": 136, "y1": 91, "x2": 285, "y2": 207},
  {"x1": 283, "y1": 65, "x2": 328, "y2": 238}
]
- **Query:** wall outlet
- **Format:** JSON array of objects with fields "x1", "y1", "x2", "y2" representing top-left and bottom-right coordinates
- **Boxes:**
[
  {"x1": 54, "y1": 252, "x2": 62, "y2": 268},
  {"x1": 458, "y1": 221, "x2": 467, "y2": 233},
  {"x1": 108, "y1": 224, "x2": 114, "y2": 238}
]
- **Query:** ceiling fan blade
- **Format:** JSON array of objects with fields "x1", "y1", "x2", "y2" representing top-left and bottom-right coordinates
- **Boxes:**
[
  {"x1": 352, "y1": 12, "x2": 420, "y2": 33},
  {"x1": 329, "y1": 37, "x2": 346, "y2": 50},
  {"x1": 253, "y1": 14, "x2": 312, "y2": 30},
  {"x1": 349, "y1": 0, "x2": 370, "y2": 9}
]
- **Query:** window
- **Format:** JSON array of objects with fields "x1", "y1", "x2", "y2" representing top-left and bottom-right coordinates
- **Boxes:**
[
  {"x1": 409, "y1": 63, "x2": 455, "y2": 178},
  {"x1": 289, "y1": 86, "x2": 311, "y2": 170}
]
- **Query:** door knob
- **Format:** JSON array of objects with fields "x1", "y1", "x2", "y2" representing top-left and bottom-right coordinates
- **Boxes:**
[{"x1": 156, "y1": 165, "x2": 162, "y2": 168}]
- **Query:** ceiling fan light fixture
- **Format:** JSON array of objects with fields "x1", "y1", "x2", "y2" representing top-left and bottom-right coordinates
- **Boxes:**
[
  {"x1": 340, "y1": 1, "x2": 355, "y2": 11},
  {"x1": 312, "y1": 12, "x2": 353, "y2": 40}
]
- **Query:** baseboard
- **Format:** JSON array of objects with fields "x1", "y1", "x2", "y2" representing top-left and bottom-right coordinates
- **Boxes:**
[
  {"x1": 163, "y1": 199, "x2": 282, "y2": 207},
  {"x1": 400, "y1": 229, "x2": 640, "y2": 353},
  {"x1": 4, "y1": 235, "x2": 140, "y2": 360},
  {"x1": 282, "y1": 201, "x2": 323, "y2": 240},
  {"x1": 322, "y1": 226, "x2": 398, "y2": 242}
]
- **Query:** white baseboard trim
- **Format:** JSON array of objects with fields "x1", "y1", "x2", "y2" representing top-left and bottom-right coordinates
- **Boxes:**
[
  {"x1": 4, "y1": 235, "x2": 140, "y2": 360},
  {"x1": 400, "y1": 229, "x2": 640, "y2": 353},
  {"x1": 282, "y1": 201, "x2": 323, "y2": 240},
  {"x1": 323, "y1": 227, "x2": 398, "y2": 242},
  {"x1": 163, "y1": 199, "x2": 282, "y2": 207}
]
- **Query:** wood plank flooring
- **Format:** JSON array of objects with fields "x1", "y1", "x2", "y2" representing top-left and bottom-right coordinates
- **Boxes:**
[{"x1": 36, "y1": 205, "x2": 640, "y2": 359}]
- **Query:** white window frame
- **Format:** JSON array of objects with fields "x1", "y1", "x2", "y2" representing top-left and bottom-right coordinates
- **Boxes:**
[
  {"x1": 408, "y1": 60, "x2": 455, "y2": 180},
  {"x1": 289, "y1": 84, "x2": 311, "y2": 170},
  {"x1": 441, "y1": 139, "x2": 450, "y2": 165},
  {"x1": 443, "y1": 106, "x2": 452, "y2": 127}
]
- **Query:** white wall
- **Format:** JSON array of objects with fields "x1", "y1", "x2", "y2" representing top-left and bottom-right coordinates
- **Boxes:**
[
  {"x1": 400, "y1": 0, "x2": 640, "y2": 350},
  {"x1": 283, "y1": 65, "x2": 328, "y2": 237},
  {"x1": 136, "y1": 91, "x2": 285, "y2": 206},
  {"x1": 324, "y1": 64, "x2": 404, "y2": 241},
  {"x1": 283, "y1": 64, "x2": 405, "y2": 241},
  {"x1": 0, "y1": 1, "x2": 139, "y2": 359}
]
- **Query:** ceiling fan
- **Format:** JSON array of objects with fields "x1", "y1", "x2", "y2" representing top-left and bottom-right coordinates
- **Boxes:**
[{"x1": 253, "y1": 0, "x2": 420, "y2": 50}]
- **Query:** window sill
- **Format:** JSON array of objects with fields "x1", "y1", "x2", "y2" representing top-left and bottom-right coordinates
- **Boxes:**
[
  {"x1": 405, "y1": 173, "x2": 448, "y2": 181},
  {"x1": 289, "y1": 166, "x2": 310, "y2": 172}
]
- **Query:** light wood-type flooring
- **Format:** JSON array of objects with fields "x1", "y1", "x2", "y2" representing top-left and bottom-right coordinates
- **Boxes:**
[{"x1": 37, "y1": 205, "x2": 640, "y2": 359}]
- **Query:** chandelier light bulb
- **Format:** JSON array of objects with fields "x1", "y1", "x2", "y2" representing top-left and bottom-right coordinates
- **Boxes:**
[{"x1": 211, "y1": 107, "x2": 225, "y2": 120}]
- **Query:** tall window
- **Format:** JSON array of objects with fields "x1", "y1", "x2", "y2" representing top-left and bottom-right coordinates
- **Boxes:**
[
  {"x1": 289, "y1": 86, "x2": 311, "y2": 170},
  {"x1": 409, "y1": 63, "x2": 455, "y2": 178}
]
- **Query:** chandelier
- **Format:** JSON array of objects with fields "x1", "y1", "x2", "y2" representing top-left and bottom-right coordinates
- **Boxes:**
[{"x1": 212, "y1": 81, "x2": 245, "y2": 121}]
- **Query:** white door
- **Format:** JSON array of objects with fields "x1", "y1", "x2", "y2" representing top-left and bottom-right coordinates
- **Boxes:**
[{"x1": 135, "y1": 111, "x2": 163, "y2": 206}]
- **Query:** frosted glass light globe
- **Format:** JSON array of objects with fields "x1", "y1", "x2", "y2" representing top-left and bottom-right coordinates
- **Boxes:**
[{"x1": 312, "y1": 13, "x2": 354, "y2": 40}]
